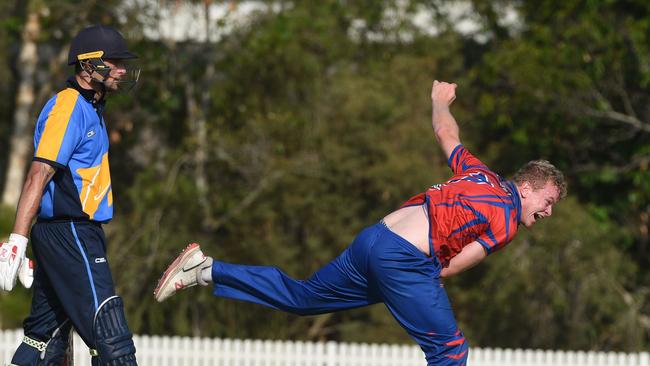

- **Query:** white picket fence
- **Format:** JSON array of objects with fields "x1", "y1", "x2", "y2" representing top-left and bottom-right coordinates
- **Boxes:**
[{"x1": 1, "y1": 329, "x2": 648, "y2": 366}]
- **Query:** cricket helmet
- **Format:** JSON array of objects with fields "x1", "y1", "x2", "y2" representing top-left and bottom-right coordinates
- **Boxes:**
[{"x1": 68, "y1": 25, "x2": 137, "y2": 65}]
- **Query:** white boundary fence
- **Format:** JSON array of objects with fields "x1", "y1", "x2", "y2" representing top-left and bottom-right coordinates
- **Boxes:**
[{"x1": 1, "y1": 329, "x2": 649, "y2": 366}]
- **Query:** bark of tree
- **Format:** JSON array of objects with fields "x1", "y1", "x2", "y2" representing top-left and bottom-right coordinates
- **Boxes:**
[{"x1": 2, "y1": 12, "x2": 40, "y2": 207}]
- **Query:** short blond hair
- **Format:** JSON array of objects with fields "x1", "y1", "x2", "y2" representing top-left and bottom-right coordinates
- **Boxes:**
[{"x1": 513, "y1": 160, "x2": 567, "y2": 199}]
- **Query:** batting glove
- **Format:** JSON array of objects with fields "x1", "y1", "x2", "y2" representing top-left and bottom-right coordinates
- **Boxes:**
[
  {"x1": 18, "y1": 257, "x2": 34, "y2": 289},
  {"x1": 0, "y1": 233, "x2": 28, "y2": 291}
]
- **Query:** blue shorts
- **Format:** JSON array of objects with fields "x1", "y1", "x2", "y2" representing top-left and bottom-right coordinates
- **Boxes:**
[
  {"x1": 212, "y1": 222, "x2": 468, "y2": 365},
  {"x1": 12, "y1": 220, "x2": 117, "y2": 365}
]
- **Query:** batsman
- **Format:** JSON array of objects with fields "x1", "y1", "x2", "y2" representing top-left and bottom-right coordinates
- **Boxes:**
[
  {"x1": 0, "y1": 25, "x2": 140, "y2": 366},
  {"x1": 155, "y1": 81, "x2": 567, "y2": 365}
]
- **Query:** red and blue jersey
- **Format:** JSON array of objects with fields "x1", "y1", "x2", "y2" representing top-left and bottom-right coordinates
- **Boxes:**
[{"x1": 400, "y1": 145, "x2": 521, "y2": 267}]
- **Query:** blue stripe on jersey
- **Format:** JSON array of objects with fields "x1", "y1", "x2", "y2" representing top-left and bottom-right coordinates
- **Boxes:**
[
  {"x1": 460, "y1": 199, "x2": 510, "y2": 207},
  {"x1": 504, "y1": 181, "x2": 522, "y2": 223},
  {"x1": 447, "y1": 145, "x2": 491, "y2": 172},
  {"x1": 476, "y1": 238, "x2": 492, "y2": 251},
  {"x1": 503, "y1": 210, "x2": 511, "y2": 241},
  {"x1": 449, "y1": 218, "x2": 487, "y2": 237},
  {"x1": 483, "y1": 228, "x2": 498, "y2": 247},
  {"x1": 459, "y1": 194, "x2": 511, "y2": 200},
  {"x1": 461, "y1": 162, "x2": 489, "y2": 171},
  {"x1": 435, "y1": 201, "x2": 487, "y2": 215},
  {"x1": 459, "y1": 198, "x2": 514, "y2": 242},
  {"x1": 447, "y1": 144, "x2": 463, "y2": 168},
  {"x1": 435, "y1": 201, "x2": 489, "y2": 236}
]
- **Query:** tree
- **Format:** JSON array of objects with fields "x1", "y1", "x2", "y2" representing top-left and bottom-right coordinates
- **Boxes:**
[{"x1": 2, "y1": 3, "x2": 39, "y2": 207}]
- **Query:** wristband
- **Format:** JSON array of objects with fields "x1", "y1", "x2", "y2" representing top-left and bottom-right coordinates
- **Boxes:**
[{"x1": 9, "y1": 233, "x2": 28, "y2": 247}]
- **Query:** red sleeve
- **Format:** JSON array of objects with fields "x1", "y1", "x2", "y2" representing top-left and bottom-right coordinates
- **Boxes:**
[{"x1": 447, "y1": 144, "x2": 490, "y2": 175}]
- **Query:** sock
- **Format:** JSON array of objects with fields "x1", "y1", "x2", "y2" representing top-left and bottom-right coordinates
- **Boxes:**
[{"x1": 197, "y1": 256, "x2": 214, "y2": 286}]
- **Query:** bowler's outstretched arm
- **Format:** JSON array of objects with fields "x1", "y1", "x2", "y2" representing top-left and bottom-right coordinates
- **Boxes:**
[{"x1": 431, "y1": 80, "x2": 462, "y2": 160}]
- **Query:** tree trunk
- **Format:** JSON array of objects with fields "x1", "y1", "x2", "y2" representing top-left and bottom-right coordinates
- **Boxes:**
[
  {"x1": 2, "y1": 12, "x2": 39, "y2": 207},
  {"x1": 196, "y1": 1, "x2": 215, "y2": 230}
]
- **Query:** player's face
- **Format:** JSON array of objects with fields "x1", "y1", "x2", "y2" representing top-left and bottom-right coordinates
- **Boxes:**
[
  {"x1": 520, "y1": 180, "x2": 560, "y2": 228},
  {"x1": 102, "y1": 59, "x2": 127, "y2": 91}
]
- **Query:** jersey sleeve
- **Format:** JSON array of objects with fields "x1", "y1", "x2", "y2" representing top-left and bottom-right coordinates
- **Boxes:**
[
  {"x1": 447, "y1": 144, "x2": 490, "y2": 175},
  {"x1": 33, "y1": 90, "x2": 83, "y2": 168}
]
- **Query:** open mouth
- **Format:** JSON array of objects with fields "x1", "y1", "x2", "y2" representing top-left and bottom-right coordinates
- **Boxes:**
[{"x1": 533, "y1": 213, "x2": 542, "y2": 221}]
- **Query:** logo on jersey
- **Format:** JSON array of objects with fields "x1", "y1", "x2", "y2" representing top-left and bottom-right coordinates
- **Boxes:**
[
  {"x1": 430, "y1": 183, "x2": 444, "y2": 191},
  {"x1": 77, "y1": 152, "x2": 112, "y2": 219}
]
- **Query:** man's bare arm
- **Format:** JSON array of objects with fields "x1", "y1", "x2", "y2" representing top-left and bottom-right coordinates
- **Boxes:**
[
  {"x1": 13, "y1": 161, "x2": 56, "y2": 236},
  {"x1": 440, "y1": 241, "x2": 486, "y2": 278},
  {"x1": 431, "y1": 80, "x2": 462, "y2": 160}
]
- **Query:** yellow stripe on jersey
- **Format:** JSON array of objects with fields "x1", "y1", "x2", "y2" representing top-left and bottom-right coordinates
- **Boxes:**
[
  {"x1": 77, "y1": 152, "x2": 112, "y2": 220},
  {"x1": 35, "y1": 88, "x2": 79, "y2": 162}
]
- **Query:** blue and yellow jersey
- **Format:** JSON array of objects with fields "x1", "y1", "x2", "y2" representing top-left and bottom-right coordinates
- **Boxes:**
[{"x1": 33, "y1": 79, "x2": 113, "y2": 223}]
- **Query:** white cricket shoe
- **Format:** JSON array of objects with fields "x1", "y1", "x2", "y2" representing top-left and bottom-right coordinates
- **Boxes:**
[{"x1": 154, "y1": 243, "x2": 212, "y2": 302}]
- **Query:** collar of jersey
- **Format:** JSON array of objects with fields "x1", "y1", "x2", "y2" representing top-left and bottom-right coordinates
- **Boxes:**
[
  {"x1": 66, "y1": 77, "x2": 106, "y2": 107},
  {"x1": 503, "y1": 180, "x2": 522, "y2": 224}
]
